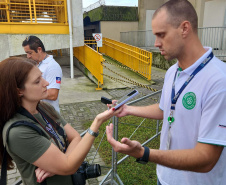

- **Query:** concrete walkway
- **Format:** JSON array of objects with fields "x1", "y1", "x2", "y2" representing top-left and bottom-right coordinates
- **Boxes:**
[{"x1": 8, "y1": 56, "x2": 166, "y2": 185}]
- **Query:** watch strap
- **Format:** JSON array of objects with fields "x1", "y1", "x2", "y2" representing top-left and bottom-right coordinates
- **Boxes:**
[
  {"x1": 87, "y1": 128, "x2": 99, "y2": 137},
  {"x1": 136, "y1": 146, "x2": 149, "y2": 164}
]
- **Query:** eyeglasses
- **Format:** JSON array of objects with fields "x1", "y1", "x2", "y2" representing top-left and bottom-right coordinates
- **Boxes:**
[
  {"x1": 24, "y1": 36, "x2": 41, "y2": 46},
  {"x1": 25, "y1": 36, "x2": 30, "y2": 42}
]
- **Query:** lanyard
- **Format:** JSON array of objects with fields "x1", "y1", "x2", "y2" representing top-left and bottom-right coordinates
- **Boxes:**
[
  {"x1": 166, "y1": 52, "x2": 213, "y2": 149},
  {"x1": 38, "y1": 54, "x2": 48, "y2": 67},
  {"x1": 18, "y1": 106, "x2": 68, "y2": 152},
  {"x1": 170, "y1": 52, "x2": 213, "y2": 112},
  {"x1": 41, "y1": 114, "x2": 66, "y2": 152}
]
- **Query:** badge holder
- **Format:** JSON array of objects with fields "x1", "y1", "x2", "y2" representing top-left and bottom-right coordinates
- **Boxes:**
[{"x1": 167, "y1": 111, "x2": 174, "y2": 150}]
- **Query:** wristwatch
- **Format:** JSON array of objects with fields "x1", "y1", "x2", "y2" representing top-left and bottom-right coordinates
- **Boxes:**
[
  {"x1": 87, "y1": 128, "x2": 99, "y2": 137},
  {"x1": 136, "y1": 146, "x2": 149, "y2": 164}
]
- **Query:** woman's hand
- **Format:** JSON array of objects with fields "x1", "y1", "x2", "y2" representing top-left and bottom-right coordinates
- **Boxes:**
[
  {"x1": 107, "y1": 100, "x2": 117, "y2": 109},
  {"x1": 35, "y1": 167, "x2": 55, "y2": 183},
  {"x1": 107, "y1": 101, "x2": 129, "y2": 118},
  {"x1": 95, "y1": 107, "x2": 117, "y2": 123}
]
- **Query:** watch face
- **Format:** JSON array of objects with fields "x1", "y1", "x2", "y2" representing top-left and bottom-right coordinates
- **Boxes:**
[{"x1": 87, "y1": 128, "x2": 99, "y2": 137}]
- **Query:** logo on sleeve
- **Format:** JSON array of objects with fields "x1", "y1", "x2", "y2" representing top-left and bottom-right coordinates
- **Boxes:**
[
  {"x1": 182, "y1": 92, "x2": 196, "y2": 110},
  {"x1": 56, "y1": 77, "x2": 61, "y2": 84}
]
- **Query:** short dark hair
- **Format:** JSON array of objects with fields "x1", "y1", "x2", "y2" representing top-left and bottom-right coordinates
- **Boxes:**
[
  {"x1": 153, "y1": 0, "x2": 198, "y2": 33},
  {"x1": 22, "y1": 35, "x2": 46, "y2": 53}
]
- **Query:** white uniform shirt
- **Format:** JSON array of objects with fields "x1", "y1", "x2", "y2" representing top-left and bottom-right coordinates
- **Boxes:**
[
  {"x1": 158, "y1": 47, "x2": 226, "y2": 185},
  {"x1": 39, "y1": 55, "x2": 62, "y2": 113}
]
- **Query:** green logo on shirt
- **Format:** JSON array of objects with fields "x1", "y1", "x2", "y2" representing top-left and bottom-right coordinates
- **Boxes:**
[{"x1": 182, "y1": 92, "x2": 196, "y2": 110}]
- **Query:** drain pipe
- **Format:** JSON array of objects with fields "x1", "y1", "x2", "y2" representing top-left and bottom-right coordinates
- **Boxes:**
[{"x1": 67, "y1": 0, "x2": 74, "y2": 78}]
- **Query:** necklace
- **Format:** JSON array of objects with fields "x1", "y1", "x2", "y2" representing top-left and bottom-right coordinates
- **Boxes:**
[{"x1": 38, "y1": 54, "x2": 48, "y2": 67}]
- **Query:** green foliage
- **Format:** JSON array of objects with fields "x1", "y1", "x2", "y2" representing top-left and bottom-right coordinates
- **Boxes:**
[
  {"x1": 83, "y1": 6, "x2": 138, "y2": 22},
  {"x1": 151, "y1": 51, "x2": 177, "y2": 70},
  {"x1": 84, "y1": 116, "x2": 162, "y2": 185}
]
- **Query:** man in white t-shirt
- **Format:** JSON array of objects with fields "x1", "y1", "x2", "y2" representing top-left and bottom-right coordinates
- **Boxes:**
[
  {"x1": 22, "y1": 36, "x2": 62, "y2": 113},
  {"x1": 106, "y1": 1, "x2": 226, "y2": 185}
]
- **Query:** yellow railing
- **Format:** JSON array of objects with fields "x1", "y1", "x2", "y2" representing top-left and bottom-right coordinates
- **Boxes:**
[
  {"x1": 84, "y1": 38, "x2": 97, "y2": 50},
  {"x1": 73, "y1": 44, "x2": 104, "y2": 87},
  {"x1": 0, "y1": 0, "x2": 68, "y2": 24},
  {"x1": 99, "y1": 37, "x2": 152, "y2": 80}
]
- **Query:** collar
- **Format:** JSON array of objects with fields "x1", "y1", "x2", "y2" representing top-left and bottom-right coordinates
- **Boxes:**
[
  {"x1": 176, "y1": 47, "x2": 212, "y2": 75},
  {"x1": 38, "y1": 54, "x2": 51, "y2": 67}
]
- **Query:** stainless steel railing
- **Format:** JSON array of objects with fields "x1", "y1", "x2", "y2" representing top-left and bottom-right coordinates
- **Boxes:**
[{"x1": 120, "y1": 27, "x2": 226, "y2": 61}]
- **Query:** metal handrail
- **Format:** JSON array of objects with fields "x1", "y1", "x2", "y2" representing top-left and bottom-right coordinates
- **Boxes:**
[
  {"x1": 0, "y1": 0, "x2": 68, "y2": 24},
  {"x1": 120, "y1": 27, "x2": 226, "y2": 61},
  {"x1": 99, "y1": 38, "x2": 152, "y2": 80}
]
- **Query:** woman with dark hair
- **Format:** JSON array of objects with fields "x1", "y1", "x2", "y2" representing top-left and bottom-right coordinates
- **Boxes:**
[{"x1": 0, "y1": 57, "x2": 116, "y2": 185}]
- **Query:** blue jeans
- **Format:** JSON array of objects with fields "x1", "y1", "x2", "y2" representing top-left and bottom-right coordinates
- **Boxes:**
[{"x1": 157, "y1": 179, "x2": 162, "y2": 185}]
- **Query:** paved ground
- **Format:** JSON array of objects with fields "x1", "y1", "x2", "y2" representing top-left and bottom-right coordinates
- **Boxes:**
[{"x1": 8, "y1": 56, "x2": 166, "y2": 185}]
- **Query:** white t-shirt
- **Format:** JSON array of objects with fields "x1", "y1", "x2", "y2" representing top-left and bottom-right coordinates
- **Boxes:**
[
  {"x1": 158, "y1": 47, "x2": 226, "y2": 185},
  {"x1": 39, "y1": 55, "x2": 62, "y2": 113}
]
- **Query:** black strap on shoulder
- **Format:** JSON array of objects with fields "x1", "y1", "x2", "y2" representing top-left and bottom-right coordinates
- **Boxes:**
[
  {"x1": 0, "y1": 121, "x2": 45, "y2": 185},
  {"x1": 37, "y1": 107, "x2": 69, "y2": 148},
  {"x1": 19, "y1": 106, "x2": 69, "y2": 149},
  {"x1": 18, "y1": 107, "x2": 37, "y2": 123}
]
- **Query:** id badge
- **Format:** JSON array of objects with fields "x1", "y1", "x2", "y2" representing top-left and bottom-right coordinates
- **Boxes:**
[
  {"x1": 166, "y1": 128, "x2": 171, "y2": 150},
  {"x1": 167, "y1": 113, "x2": 174, "y2": 150}
]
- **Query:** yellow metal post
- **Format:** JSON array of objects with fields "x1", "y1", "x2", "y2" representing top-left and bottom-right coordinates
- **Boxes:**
[
  {"x1": 148, "y1": 52, "x2": 152, "y2": 80},
  {"x1": 28, "y1": 0, "x2": 33, "y2": 23},
  {"x1": 32, "y1": 0, "x2": 37, "y2": 23},
  {"x1": 64, "y1": 0, "x2": 68, "y2": 24},
  {"x1": 96, "y1": 81, "x2": 102, "y2": 90},
  {"x1": 5, "y1": 0, "x2": 10, "y2": 23}
]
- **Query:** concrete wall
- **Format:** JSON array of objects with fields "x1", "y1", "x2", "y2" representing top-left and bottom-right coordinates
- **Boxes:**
[
  {"x1": 138, "y1": 0, "x2": 224, "y2": 30},
  {"x1": 194, "y1": 0, "x2": 212, "y2": 27},
  {"x1": 203, "y1": 0, "x2": 226, "y2": 27},
  {"x1": 100, "y1": 21, "x2": 138, "y2": 41},
  {"x1": 145, "y1": 10, "x2": 155, "y2": 31},
  {"x1": 202, "y1": 0, "x2": 226, "y2": 49},
  {"x1": 138, "y1": 0, "x2": 166, "y2": 30},
  {"x1": 0, "y1": 0, "x2": 84, "y2": 62},
  {"x1": 71, "y1": 0, "x2": 84, "y2": 47},
  {"x1": 0, "y1": 34, "x2": 72, "y2": 60}
]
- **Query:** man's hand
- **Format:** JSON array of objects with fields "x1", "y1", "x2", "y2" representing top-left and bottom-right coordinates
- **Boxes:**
[
  {"x1": 106, "y1": 123, "x2": 145, "y2": 159},
  {"x1": 35, "y1": 167, "x2": 55, "y2": 183}
]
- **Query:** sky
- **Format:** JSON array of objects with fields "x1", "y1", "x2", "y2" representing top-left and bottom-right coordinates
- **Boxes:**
[{"x1": 83, "y1": 0, "x2": 138, "y2": 8}]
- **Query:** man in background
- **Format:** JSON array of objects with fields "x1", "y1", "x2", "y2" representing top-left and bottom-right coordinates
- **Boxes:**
[{"x1": 22, "y1": 36, "x2": 62, "y2": 113}]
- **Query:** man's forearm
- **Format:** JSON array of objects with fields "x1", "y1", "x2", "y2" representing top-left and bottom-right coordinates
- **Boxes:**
[
  {"x1": 148, "y1": 143, "x2": 223, "y2": 172},
  {"x1": 128, "y1": 103, "x2": 163, "y2": 120}
]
